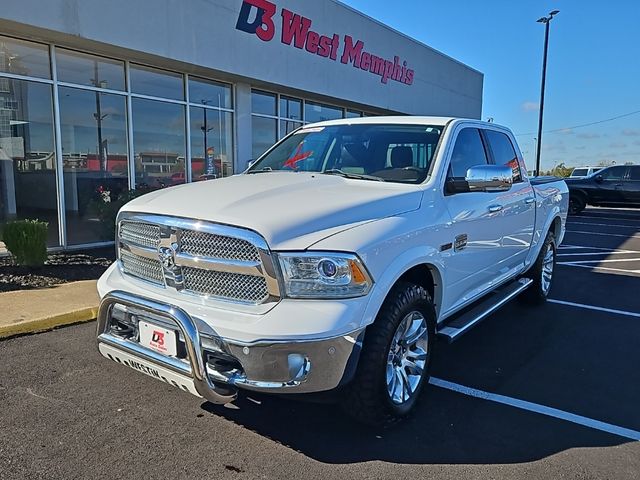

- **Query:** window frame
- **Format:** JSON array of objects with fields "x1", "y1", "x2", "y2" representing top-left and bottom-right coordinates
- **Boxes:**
[{"x1": 481, "y1": 128, "x2": 525, "y2": 184}]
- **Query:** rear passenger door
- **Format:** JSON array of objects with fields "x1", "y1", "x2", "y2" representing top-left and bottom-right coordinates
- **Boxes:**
[
  {"x1": 623, "y1": 166, "x2": 640, "y2": 204},
  {"x1": 483, "y1": 129, "x2": 536, "y2": 269},
  {"x1": 592, "y1": 166, "x2": 627, "y2": 204}
]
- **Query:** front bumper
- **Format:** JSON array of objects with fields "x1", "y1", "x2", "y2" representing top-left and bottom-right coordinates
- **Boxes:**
[{"x1": 97, "y1": 291, "x2": 365, "y2": 403}]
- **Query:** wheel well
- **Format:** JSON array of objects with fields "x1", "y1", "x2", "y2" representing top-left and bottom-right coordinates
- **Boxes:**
[
  {"x1": 395, "y1": 264, "x2": 442, "y2": 316},
  {"x1": 570, "y1": 189, "x2": 587, "y2": 201}
]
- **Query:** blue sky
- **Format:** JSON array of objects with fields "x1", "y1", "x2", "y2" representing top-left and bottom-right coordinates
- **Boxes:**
[{"x1": 342, "y1": 0, "x2": 640, "y2": 171}]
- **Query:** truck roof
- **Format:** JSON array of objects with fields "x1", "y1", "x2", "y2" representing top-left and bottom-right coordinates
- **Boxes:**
[{"x1": 305, "y1": 116, "x2": 502, "y2": 129}]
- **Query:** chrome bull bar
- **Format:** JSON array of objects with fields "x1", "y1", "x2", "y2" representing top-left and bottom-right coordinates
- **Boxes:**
[{"x1": 96, "y1": 290, "x2": 237, "y2": 404}]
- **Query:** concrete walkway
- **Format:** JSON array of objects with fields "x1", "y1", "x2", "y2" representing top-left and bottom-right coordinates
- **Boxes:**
[{"x1": 0, "y1": 280, "x2": 99, "y2": 338}]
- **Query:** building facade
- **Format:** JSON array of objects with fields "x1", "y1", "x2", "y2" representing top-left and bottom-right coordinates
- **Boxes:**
[{"x1": 0, "y1": 0, "x2": 483, "y2": 249}]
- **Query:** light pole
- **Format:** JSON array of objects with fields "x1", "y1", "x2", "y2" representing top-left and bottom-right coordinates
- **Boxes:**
[{"x1": 535, "y1": 9, "x2": 560, "y2": 177}]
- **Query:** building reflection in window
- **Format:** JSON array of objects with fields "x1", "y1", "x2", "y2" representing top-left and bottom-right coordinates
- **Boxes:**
[
  {"x1": 189, "y1": 107, "x2": 233, "y2": 181},
  {"x1": 131, "y1": 98, "x2": 186, "y2": 190},
  {"x1": 0, "y1": 79, "x2": 59, "y2": 246},
  {"x1": 58, "y1": 86, "x2": 128, "y2": 245}
]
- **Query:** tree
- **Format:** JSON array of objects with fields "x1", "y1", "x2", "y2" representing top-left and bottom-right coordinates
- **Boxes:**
[{"x1": 547, "y1": 162, "x2": 573, "y2": 178}]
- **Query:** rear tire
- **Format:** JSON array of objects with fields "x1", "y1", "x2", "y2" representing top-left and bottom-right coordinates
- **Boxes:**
[
  {"x1": 341, "y1": 282, "x2": 436, "y2": 427},
  {"x1": 569, "y1": 194, "x2": 586, "y2": 215},
  {"x1": 521, "y1": 232, "x2": 556, "y2": 305}
]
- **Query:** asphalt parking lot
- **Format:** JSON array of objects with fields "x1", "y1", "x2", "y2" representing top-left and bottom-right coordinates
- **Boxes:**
[{"x1": 1, "y1": 207, "x2": 639, "y2": 480}]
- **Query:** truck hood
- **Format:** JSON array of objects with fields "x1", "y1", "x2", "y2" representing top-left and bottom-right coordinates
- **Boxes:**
[{"x1": 122, "y1": 172, "x2": 423, "y2": 250}]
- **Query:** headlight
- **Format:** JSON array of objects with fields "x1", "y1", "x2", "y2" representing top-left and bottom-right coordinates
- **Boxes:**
[{"x1": 277, "y1": 252, "x2": 373, "y2": 299}]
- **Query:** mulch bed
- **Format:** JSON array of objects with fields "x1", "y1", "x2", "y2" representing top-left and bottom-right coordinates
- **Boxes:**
[{"x1": 0, "y1": 247, "x2": 116, "y2": 293}]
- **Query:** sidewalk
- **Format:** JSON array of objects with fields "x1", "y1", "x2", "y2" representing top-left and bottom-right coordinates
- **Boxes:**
[{"x1": 0, "y1": 280, "x2": 99, "y2": 338}]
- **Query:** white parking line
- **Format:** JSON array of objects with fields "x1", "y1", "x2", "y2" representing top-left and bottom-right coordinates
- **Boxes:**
[
  {"x1": 559, "y1": 257, "x2": 640, "y2": 264},
  {"x1": 557, "y1": 263, "x2": 640, "y2": 275},
  {"x1": 429, "y1": 377, "x2": 640, "y2": 441},
  {"x1": 566, "y1": 230, "x2": 640, "y2": 239},
  {"x1": 548, "y1": 299, "x2": 640, "y2": 318},
  {"x1": 568, "y1": 221, "x2": 640, "y2": 229}
]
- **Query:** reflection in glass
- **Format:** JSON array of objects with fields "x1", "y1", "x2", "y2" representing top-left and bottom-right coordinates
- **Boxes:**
[
  {"x1": 56, "y1": 49, "x2": 125, "y2": 91},
  {"x1": 280, "y1": 96, "x2": 302, "y2": 121},
  {"x1": 130, "y1": 64, "x2": 184, "y2": 100},
  {"x1": 132, "y1": 98, "x2": 186, "y2": 189},
  {"x1": 58, "y1": 87, "x2": 128, "y2": 244},
  {"x1": 0, "y1": 36, "x2": 51, "y2": 79},
  {"x1": 189, "y1": 77, "x2": 232, "y2": 109},
  {"x1": 190, "y1": 107, "x2": 234, "y2": 181},
  {"x1": 280, "y1": 120, "x2": 302, "y2": 139},
  {"x1": 0, "y1": 79, "x2": 59, "y2": 245},
  {"x1": 251, "y1": 90, "x2": 276, "y2": 116},
  {"x1": 251, "y1": 116, "x2": 277, "y2": 160},
  {"x1": 304, "y1": 101, "x2": 343, "y2": 123},
  {"x1": 346, "y1": 110, "x2": 363, "y2": 119}
]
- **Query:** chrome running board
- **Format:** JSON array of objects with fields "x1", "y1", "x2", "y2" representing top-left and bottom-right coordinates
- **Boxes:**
[{"x1": 438, "y1": 278, "x2": 533, "y2": 343}]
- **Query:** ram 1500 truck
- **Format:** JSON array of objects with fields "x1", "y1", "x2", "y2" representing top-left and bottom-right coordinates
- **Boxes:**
[{"x1": 97, "y1": 117, "x2": 568, "y2": 425}]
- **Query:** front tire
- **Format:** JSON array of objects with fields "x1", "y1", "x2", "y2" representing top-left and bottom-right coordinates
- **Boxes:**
[
  {"x1": 521, "y1": 232, "x2": 557, "y2": 305},
  {"x1": 569, "y1": 194, "x2": 586, "y2": 215},
  {"x1": 341, "y1": 282, "x2": 436, "y2": 427}
]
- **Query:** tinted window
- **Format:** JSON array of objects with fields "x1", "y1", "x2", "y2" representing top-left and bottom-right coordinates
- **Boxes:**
[
  {"x1": 304, "y1": 101, "x2": 343, "y2": 123},
  {"x1": 484, "y1": 130, "x2": 522, "y2": 182},
  {"x1": 600, "y1": 166, "x2": 626, "y2": 180},
  {"x1": 572, "y1": 168, "x2": 588, "y2": 176},
  {"x1": 628, "y1": 166, "x2": 640, "y2": 180},
  {"x1": 56, "y1": 49, "x2": 125, "y2": 91},
  {"x1": 188, "y1": 77, "x2": 232, "y2": 109},
  {"x1": 448, "y1": 128, "x2": 488, "y2": 178},
  {"x1": 0, "y1": 36, "x2": 51, "y2": 79},
  {"x1": 130, "y1": 64, "x2": 184, "y2": 100},
  {"x1": 251, "y1": 90, "x2": 276, "y2": 116}
]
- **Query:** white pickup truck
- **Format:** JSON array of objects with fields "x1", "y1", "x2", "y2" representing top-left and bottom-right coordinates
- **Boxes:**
[{"x1": 97, "y1": 117, "x2": 568, "y2": 425}]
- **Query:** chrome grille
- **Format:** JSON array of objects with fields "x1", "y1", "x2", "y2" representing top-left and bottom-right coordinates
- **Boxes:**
[
  {"x1": 117, "y1": 216, "x2": 278, "y2": 306},
  {"x1": 120, "y1": 222, "x2": 160, "y2": 249},
  {"x1": 120, "y1": 249, "x2": 164, "y2": 285},
  {"x1": 180, "y1": 230, "x2": 259, "y2": 262},
  {"x1": 182, "y1": 268, "x2": 269, "y2": 303}
]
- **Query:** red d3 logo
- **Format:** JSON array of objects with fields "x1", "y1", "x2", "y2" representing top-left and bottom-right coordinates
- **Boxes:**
[
  {"x1": 236, "y1": 0, "x2": 277, "y2": 42},
  {"x1": 151, "y1": 331, "x2": 165, "y2": 346}
]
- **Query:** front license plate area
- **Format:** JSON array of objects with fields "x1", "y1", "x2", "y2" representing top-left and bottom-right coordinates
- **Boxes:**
[{"x1": 139, "y1": 321, "x2": 178, "y2": 357}]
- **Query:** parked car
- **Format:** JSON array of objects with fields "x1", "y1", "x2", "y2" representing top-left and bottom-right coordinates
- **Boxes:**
[
  {"x1": 566, "y1": 164, "x2": 640, "y2": 214},
  {"x1": 96, "y1": 117, "x2": 568, "y2": 425},
  {"x1": 570, "y1": 166, "x2": 602, "y2": 178}
]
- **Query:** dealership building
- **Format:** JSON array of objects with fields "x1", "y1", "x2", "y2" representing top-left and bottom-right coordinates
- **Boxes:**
[{"x1": 0, "y1": 0, "x2": 483, "y2": 249}]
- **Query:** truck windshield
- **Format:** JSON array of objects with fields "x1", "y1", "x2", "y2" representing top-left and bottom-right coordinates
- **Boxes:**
[{"x1": 248, "y1": 124, "x2": 444, "y2": 184}]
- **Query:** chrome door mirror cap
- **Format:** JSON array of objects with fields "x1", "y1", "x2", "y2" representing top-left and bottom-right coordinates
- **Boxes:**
[{"x1": 465, "y1": 165, "x2": 514, "y2": 192}]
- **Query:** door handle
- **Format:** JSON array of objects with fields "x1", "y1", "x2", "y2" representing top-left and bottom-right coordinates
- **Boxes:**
[
  {"x1": 488, "y1": 204, "x2": 503, "y2": 213},
  {"x1": 525, "y1": 197, "x2": 536, "y2": 205}
]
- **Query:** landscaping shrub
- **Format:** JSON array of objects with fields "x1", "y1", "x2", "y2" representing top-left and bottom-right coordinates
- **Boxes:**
[
  {"x1": 93, "y1": 187, "x2": 148, "y2": 240},
  {"x1": 1, "y1": 219, "x2": 49, "y2": 267}
]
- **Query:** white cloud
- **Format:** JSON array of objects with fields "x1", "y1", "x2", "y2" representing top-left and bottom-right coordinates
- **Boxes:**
[
  {"x1": 577, "y1": 132, "x2": 601, "y2": 139},
  {"x1": 522, "y1": 101, "x2": 539, "y2": 112},
  {"x1": 622, "y1": 129, "x2": 640, "y2": 137}
]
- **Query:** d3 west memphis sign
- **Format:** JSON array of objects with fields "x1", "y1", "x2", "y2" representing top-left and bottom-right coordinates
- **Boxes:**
[{"x1": 236, "y1": 0, "x2": 415, "y2": 86}]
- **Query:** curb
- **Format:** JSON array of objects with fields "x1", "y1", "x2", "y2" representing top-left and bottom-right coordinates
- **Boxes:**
[{"x1": 0, "y1": 306, "x2": 99, "y2": 339}]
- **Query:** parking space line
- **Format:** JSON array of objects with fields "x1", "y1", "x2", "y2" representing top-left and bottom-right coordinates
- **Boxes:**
[
  {"x1": 568, "y1": 222, "x2": 640, "y2": 229},
  {"x1": 566, "y1": 230, "x2": 640, "y2": 239},
  {"x1": 429, "y1": 377, "x2": 640, "y2": 441},
  {"x1": 557, "y1": 263, "x2": 640, "y2": 275},
  {"x1": 559, "y1": 257, "x2": 640, "y2": 265},
  {"x1": 559, "y1": 245, "x2": 637, "y2": 252},
  {"x1": 548, "y1": 299, "x2": 640, "y2": 318},
  {"x1": 558, "y1": 252, "x2": 637, "y2": 257}
]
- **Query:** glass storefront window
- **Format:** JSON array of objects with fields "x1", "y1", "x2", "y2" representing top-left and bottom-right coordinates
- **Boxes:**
[
  {"x1": 189, "y1": 77, "x2": 232, "y2": 109},
  {"x1": 58, "y1": 86, "x2": 128, "y2": 245},
  {"x1": 130, "y1": 64, "x2": 184, "y2": 100},
  {"x1": 190, "y1": 107, "x2": 233, "y2": 181},
  {"x1": 304, "y1": 101, "x2": 343, "y2": 123},
  {"x1": 0, "y1": 36, "x2": 51, "y2": 79},
  {"x1": 0, "y1": 79, "x2": 59, "y2": 246},
  {"x1": 132, "y1": 98, "x2": 186, "y2": 189},
  {"x1": 251, "y1": 116, "x2": 277, "y2": 160},
  {"x1": 346, "y1": 110, "x2": 363, "y2": 119},
  {"x1": 251, "y1": 90, "x2": 276, "y2": 116},
  {"x1": 280, "y1": 120, "x2": 302, "y2": 138},
  {"x1": 56, "y1": 49, "x2": 125, "y2": 91},
  {"x1": 280, "y1": 96, "x2": 302, "y2": 121}
]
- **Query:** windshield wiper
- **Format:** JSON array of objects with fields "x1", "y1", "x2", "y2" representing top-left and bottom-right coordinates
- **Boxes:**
[
  {"x1": 246, "y1": 167, "x2": 273, "y2": 174},
  {"x1": 322, "y1": 169, "x2": 385, "y2": 182}
]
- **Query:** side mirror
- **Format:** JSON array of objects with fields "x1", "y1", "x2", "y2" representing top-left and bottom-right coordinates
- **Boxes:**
[
  {"x1": 594, "y1": 174, "x2": 604, "y2": 183},
  {"x1": 465, "y1": 165, "x2": 513, "y2": 192}
]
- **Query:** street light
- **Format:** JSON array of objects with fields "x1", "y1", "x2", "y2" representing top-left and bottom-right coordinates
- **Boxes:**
[{"x1": 534, "y1": 9, "x2": 560, "y2": 177}]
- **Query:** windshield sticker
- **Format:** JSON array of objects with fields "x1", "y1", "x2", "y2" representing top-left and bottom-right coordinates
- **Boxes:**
[
  {"x1": 296, "y1": 127, "x2": 325, "y2": 134},
  {"x1": 283, "y1": 142, "x2": 314, "y2": 169}
]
